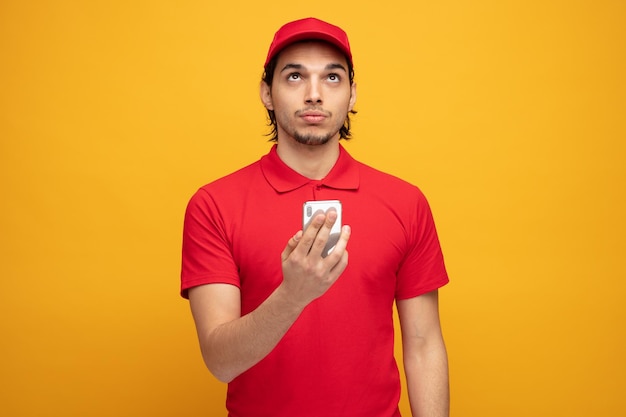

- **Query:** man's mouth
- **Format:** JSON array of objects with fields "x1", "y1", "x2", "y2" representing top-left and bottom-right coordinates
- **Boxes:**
[{"x1": 298, "y1": 110, "x2": 328, "y2": 124}]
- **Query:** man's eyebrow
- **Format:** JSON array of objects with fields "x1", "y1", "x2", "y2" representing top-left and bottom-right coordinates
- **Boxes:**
[
  {"x1": 280, "y1": 63, "x2": 303, "y2": 73},
  {"x1": 325, "y1": 63, "x2": 347, "y2": 72}
]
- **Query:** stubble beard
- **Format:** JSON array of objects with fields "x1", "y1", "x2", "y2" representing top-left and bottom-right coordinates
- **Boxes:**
[
  {"x1": 280, "y1": 110, "x2": 345, "y2": 146},
  {"x1": 293, "y1": 131, "x2": 335, "y2": 146}
]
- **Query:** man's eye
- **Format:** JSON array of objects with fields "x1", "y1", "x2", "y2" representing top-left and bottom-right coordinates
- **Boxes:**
[
  {"x1": 328, "y1": 74, "x2": 340, "y2": 82},
  {"x1": 288, "y1": 73, "x2": 301, "y2": 80}
]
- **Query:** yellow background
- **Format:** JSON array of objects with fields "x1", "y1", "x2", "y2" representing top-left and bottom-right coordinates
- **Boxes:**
[{"x1": 1, "y1": 1, "x2": 624, "y2": 416}]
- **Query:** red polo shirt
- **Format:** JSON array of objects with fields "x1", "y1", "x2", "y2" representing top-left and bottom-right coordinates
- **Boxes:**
[{"x1": 181, "y1": 144, "x2": 448, "y2": 417}]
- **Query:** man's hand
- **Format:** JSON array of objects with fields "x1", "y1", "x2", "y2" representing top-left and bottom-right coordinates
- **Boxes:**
[{"x1": 280, "y1": 209, "x2": 350, "y2": 308}]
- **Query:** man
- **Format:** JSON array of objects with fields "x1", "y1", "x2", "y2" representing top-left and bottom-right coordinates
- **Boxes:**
[{"x1": 181, "y1": 17, "x2": 450, "y2": 417}]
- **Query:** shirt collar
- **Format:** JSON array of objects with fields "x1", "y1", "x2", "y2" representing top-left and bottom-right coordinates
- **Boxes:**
[{"x1": 260, "y1": 144, "x2": 360, "y2": 193}]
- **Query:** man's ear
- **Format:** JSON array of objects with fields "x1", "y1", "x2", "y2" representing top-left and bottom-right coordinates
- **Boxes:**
[
  {"x1": 348, "y1": 82, "x2": 357, "y2": 112},
  {"x1": 260, "y1": 81, "x2": 274, "y2": 110}
]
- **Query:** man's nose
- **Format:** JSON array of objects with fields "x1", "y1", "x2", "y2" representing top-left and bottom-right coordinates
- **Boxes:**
[{"x1": 305, "y1": 78, "x2": 322, "y2": 105}]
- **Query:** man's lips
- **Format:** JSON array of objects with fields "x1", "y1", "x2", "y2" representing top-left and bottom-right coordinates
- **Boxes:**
[{"x1": 298, "y1": 110, "x2": 328, "y2": 124}]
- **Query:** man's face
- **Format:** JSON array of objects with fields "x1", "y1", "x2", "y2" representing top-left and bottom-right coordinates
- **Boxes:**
[{"x1": 261, "y1": 41, "x2": 356, "y2": 146}]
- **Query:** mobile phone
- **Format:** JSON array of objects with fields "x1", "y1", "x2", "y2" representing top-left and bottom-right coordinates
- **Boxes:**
[{"x1": 302, "y1": 200, "x2": 342, "y2": 257}]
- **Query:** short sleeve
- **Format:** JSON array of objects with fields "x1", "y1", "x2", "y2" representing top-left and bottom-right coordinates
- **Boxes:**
[
  {"x1": 395, "y1": 189, "x2": 449, "y2": 299},
  {"x1": 180, "y1": 188, "x2": 241, "y2": 298}
]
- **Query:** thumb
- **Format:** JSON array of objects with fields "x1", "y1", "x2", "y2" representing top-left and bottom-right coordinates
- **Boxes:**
[{"x1": 281, "y1": 231, "x2": 303, "y2": 262}]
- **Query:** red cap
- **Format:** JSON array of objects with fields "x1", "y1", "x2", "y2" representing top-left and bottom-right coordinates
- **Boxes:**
[{"x1": 264, "y1": 17, "x2": 352, "y2": 68}]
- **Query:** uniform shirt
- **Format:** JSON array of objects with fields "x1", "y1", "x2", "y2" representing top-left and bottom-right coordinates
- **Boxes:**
[{"x1": 181, "y1": 144, "x2": 449, "y2": 417}]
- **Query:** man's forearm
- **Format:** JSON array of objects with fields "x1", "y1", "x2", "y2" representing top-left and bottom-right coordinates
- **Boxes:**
[
  {"x1": 200, "y1": 285, "x2": 305, "y2": 383},
  {"x1": 405, "y1": 339, "x2": 450, "y2": 417}
]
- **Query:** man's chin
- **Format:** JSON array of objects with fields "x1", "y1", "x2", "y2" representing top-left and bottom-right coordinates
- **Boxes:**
[{"x1": 293, "y1": 132, "x2": 335, "y2": 146}]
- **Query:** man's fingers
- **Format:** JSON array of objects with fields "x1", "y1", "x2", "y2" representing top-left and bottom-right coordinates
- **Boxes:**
[
  {"x1": 297, "y1": 213, "x2": 326, "y2": 254},
  {"x1": 286, "y1": 210, "x2": 343, "y2": 260},
  {"x1": 307, "y1": 211, "x2": 337, "y2": 257}
]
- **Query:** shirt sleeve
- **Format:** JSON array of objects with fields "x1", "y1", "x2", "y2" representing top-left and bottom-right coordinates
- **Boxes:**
[
  {"x1": 395, "y1": 188, "x2": 449, "y2": 299},
  {"x1": 180, "y1": 188, "x2": 241, "y2": 298}
]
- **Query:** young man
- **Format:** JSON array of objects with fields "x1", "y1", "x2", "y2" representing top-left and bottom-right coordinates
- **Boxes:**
[{"x1": 181, "y1": 17, "x2": 450, "y2": 417}]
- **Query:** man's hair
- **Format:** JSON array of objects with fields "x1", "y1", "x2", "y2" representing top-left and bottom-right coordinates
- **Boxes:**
[{"x1": 261, "y1": 44, "x2": 357, "y2": 142}]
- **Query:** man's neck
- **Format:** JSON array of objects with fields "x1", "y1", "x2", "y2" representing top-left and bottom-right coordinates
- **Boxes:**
[{"x1": 275, "y1": 138, "x2": 341, "y2": 180}]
